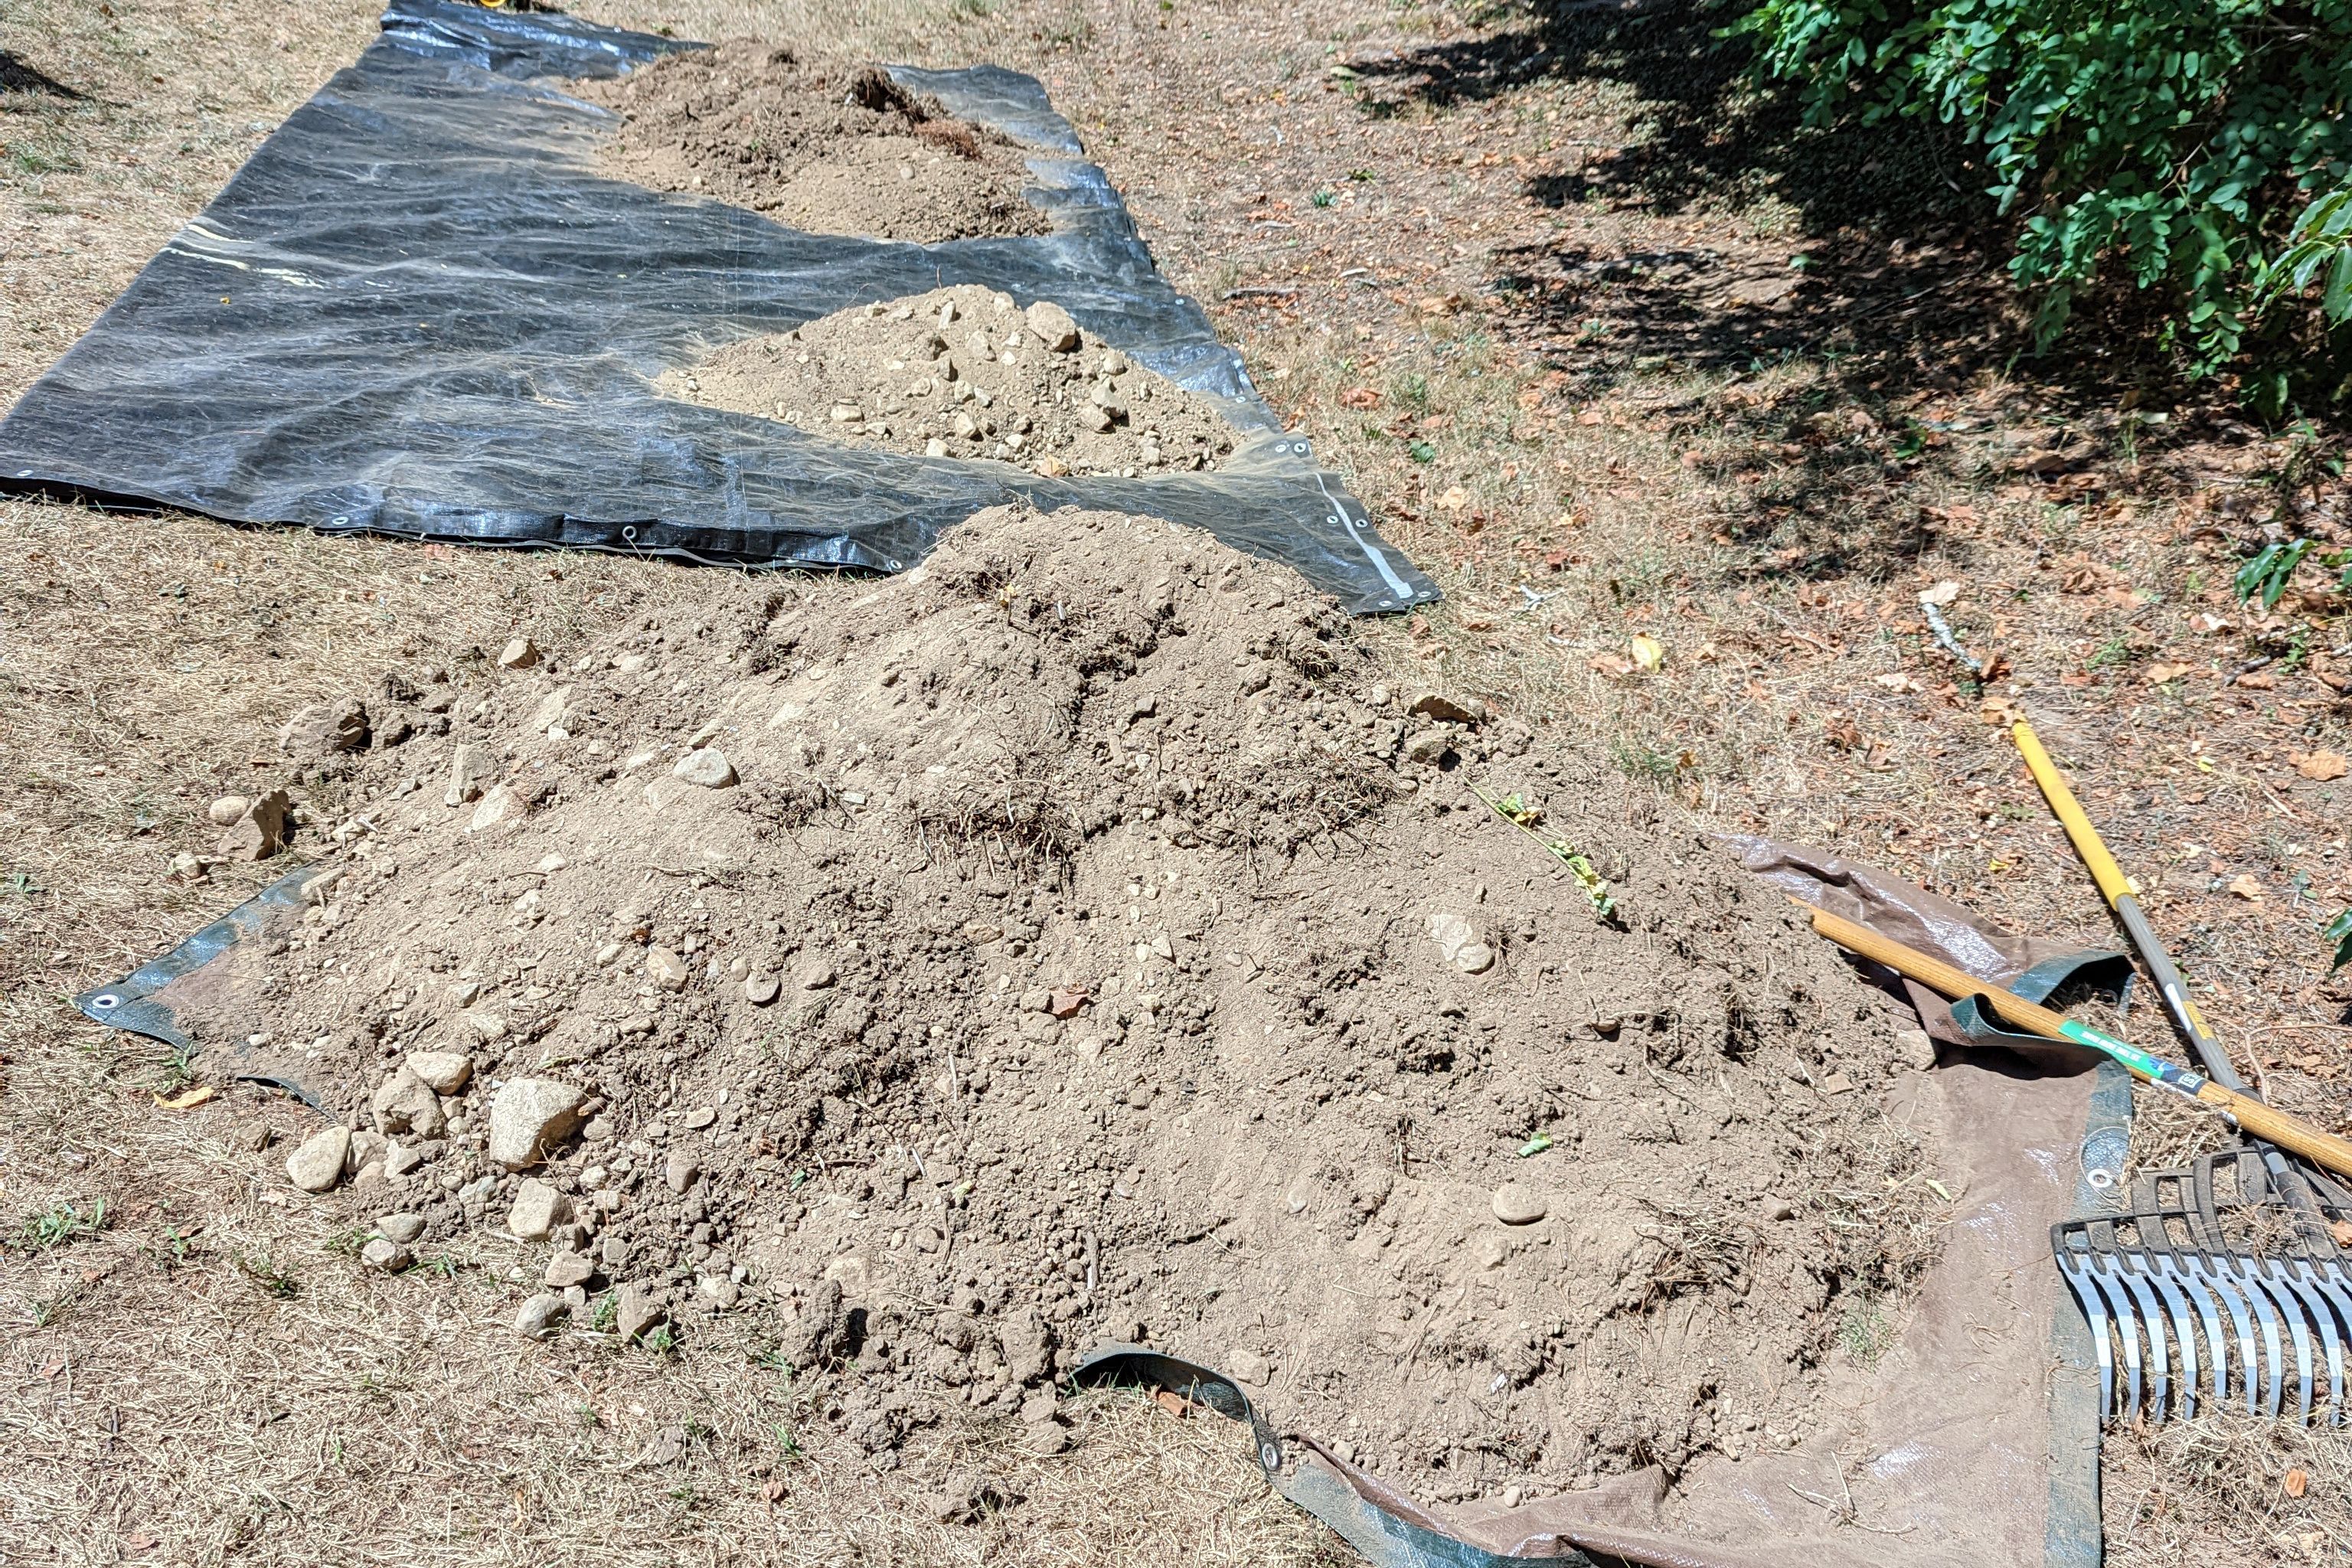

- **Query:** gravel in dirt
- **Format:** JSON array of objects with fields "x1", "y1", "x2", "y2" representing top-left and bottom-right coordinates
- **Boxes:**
[
  {"x1": 183, "y1": 506, "x2": 1923, "y2": 1505},
  {"x1": 578, "y1": 42, "x2": 1049, "y2": 244},
  {"x1": 661, "y1": 285, "x2": 1242, "y2": 479}
]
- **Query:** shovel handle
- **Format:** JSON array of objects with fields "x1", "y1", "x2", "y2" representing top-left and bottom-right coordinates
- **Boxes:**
[{"x1": 1794, "y1": 900, "x2": 2352, "y2": 1181}]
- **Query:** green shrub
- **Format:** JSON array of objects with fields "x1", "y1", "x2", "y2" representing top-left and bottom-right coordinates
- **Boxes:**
[{"x1": 1731, "y1": 0, "x2": 2352, "y2": 394}]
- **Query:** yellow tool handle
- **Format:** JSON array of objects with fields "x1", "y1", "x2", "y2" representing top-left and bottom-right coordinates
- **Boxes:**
[
  {"x1": 2011, "y1": 721, "x2": 2133, "y2": 906},
  {"x1": 1795, "y1": 900, "x2": 2352, "y2": 1181}
]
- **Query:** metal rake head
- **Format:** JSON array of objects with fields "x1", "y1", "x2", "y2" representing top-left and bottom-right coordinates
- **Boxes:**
[{"x1": 2053, "y1": 1146, "x2": 2352, "y2": 1426}]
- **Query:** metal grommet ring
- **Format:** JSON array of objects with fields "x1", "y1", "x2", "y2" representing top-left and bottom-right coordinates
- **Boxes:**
[
  {"x1": 2087, "y1": 1168, "x2": 2116, "y2": 1190},
  {"x1": 91, "y1": 994, "x2": 120, "y2": 1010}
]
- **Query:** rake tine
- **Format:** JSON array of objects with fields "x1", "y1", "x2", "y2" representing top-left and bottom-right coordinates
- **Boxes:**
[
  {"x1": 2194, "y1": 1255, "x2": 2262, "y2": 1411},
  {"x1": 2089, "y1": 1257, "x2": 2148, "y2": 1419},
  {"x1": 2261, "y1": 1263, "x2": 2321, "y2": 1423},
  {"x1": 2226, "y1": 1257, "x2": 2292, "y2": 1417},
  {"x1": 2056, "y1": 1243, "x2": 2117, "y2": 1420},
  {"x1": 2162, "y1": 1256, "x2": 2232, "y2": 1410},
  {"x1": 2314, "y1": 1263, "x2": 2352, "y2": 1424},
  {"x1": 2118, "y1": 1262, "x2": 2174, "y2": 1422},
  {"x1": 2145, "y1": 1259, "x2": 2203, "y2": 1419},
  {"x1": 2274, "y1": 1261, "x2": 2345, "y2": 1423}
]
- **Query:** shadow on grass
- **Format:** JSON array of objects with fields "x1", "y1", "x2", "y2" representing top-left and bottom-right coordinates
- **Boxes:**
[
  {"x1": 1343, "y1": 0, "x2": 2216, "y2": 584},
  {"x1": 1346, "y1": 0, "x2": 2017, "y2": 393},
  {"x1": 1, "y1": 51, "x2": 89, "y2": 101}
]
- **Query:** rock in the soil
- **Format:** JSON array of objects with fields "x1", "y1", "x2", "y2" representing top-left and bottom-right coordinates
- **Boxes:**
[
  {"x1": 1408, "y1": 690, "x2": 1482, "y2": 725},
  {"x1": 279, "y1": 697, "x2": 371, "y2": 760},
  {"x1": 544, "y1": 1250, "x2": 596, "y2": 1289},
  {"x1": 645, "y1": 946, "x2": 689, "y2": 991},
  {"x1": 217, "y1": 788, "x2": 292, "y2": 861},
  {"x1": 508, "y1": 1178, "x2": 574, "y2": 1240},
  {"x1": 1401, "y1": 729, "x2": 1452, "y2": 765},
  {"x1": 514, "y1": 1292, "x2": 570, "y2": 1339},
  {"x1": 445, "y1": 742, "x2": 496, "y2": 806},
  {"x1": 469, "y1": 783, "x2": 526, "y2": 833},
  {"x1": 384, "y1": 1141, "x2": 426, "y2": 1178},
  {"x1": 488, "y1": 1079, "x2": 586, "y2": 1170},
  {"x1": 1023, "y1": 300, "x2": 1080, "y2": 353},
  {"x1": 616, "y1": 1281, "x2": 665, "y2": 1343},
  {"x1": 744, "y1": 972, "x2": 781, "y2": 1004},
  {"x1": 1491, "y1": 1181, "x2": 1547, "y2": 1226},
  {"x1": 285, "y1": 1125, "x2": 351, "y2": 1192},
  {"x1": 206, "y1": 794, "x2": 249, "y2": 826},
  {"x1": 671, "y1": 747, "x2": 737, "y2": 789},
  {"x1": 1227, "y1": 1348, "x2": 1271, "y2": 1387},
  {"x1": 360, "y1": 1237, "x2": 413, "y2": 1272},
  {"x1": 998, "y1": 1305, "x2": 1053, "y2": 1385},
  {"x1": 377, "y1": 1212, "x2": 427, "y2": 1244},
  {"x1": 665, "y1": 1151, "x2": 701, "y2": 1194},
  {"x1": 405, "y1": 1050, "x2": 473, "y2": 1095},
  {"x1": 497, "y1": 636, "x2": 541, "y2": 670},
  {"x1": 1893, "y1": 1028, "x2": 1937, "y2": 1071},
  {"x1": 775, "y1": 1279, "x2": 851, "y2": 1369},
  {"x1": 529, "y1": 687, "x2": 570, "y2": 732},
  {"x1": 1429, "y1": 913, "x2": 1495, "y2": 975},
  {"x1": 797, "y1": 957, "x2": 836, "y2": 991},
  {"x1": 370, "y1": 1066, "x2": 446, "y2": 1138}
]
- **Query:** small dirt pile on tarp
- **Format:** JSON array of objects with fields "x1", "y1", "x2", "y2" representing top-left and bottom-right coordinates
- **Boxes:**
[
  {"x1": 661, "y1": 286, "x2": 1243, "y2": 479},
  {"x1": 579, "y1": 41, "x2": 1048, "y2": 243},
  {"x1": 185, "y1": 506, "x2": 1930, "y2": 1506}
]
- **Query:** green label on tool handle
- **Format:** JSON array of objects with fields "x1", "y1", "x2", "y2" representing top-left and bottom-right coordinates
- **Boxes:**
[{"x1": 2058, "y1": 1018, "x2": 2208, "y2": 1097}]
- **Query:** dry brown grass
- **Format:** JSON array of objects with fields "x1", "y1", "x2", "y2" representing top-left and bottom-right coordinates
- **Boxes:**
[{"x1": 2106, "y1": 1416, "x2": 2352, "y2": 1567}]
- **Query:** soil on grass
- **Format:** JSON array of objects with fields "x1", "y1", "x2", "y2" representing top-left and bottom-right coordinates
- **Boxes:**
[
  {"x1": 168, "y1": 505, "x2": 1923, "y2": 1510},
  {"x1": 578, "y1": 41, "x2": 1050, "y2": 243},
  {"x1": 661, "y1": 285, "x2": 1243, "y2": 477}
]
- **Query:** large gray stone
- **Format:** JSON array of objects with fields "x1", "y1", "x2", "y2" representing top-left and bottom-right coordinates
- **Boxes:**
[
  {"x1": 488, "y1": 1079, "x2": 585, "y2": 1170},
  {"x1": 285, "y1": 1126, "x2": 351, "y2": 1193}
]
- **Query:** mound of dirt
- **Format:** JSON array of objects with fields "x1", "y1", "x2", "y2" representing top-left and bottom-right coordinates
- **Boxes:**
[
  {"x1": 193, "y1": 507, "x2": 1929, "y2": 1508},
  {"x1": 579, "y1": 43, "x2": 1049, "y2": 243},
  {"x1": 661, "y1": 286, "x2": 1242, "y2": 479}
]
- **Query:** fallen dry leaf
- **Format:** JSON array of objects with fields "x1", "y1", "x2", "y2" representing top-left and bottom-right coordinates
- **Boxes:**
[
  {"x1": 1338, "y1": 385, "x2": 1380, "y2": 409},
  {"x1": 2293, "y1": 750, "x2": 2349, "y2": 782},
  {"x1": 1436, "y1": 485, "x2": 1469, "y2": 513},
  {"x1": 2333, "y1": 1219, "x2": 2352, "y2": 1249},
  {"x1": 1152, "y1": 1389, "x2": 1191, "y2": 1419},
  {"x1": 1871, "y1": 672, "x2": 1922, "y2": 693},
  {"x1": 1588, "y1": 653, "x2": 1634, "y2": 678},
  {"x1": 153, "y1": 1085, "x2": 216, "y2": 1111},
  {"x1": 2286, "y1": 1468, "x2": 2311, "y2": 1499},
  {"x1": 1628, "y1": 633, "x2": 1664, "y2": 673},
  {"x1": 1917, "y1": 580, "x2": 1962, "y2": 607},
  {"x1": 2228, "y1": 874, "x2": 2265, "y2": 901},
  {"x1": 2236, "y1": 670, "x2": 2278, "y2": 690},
  {"x1": 2145, "y1": 662, "x2": 2197, "y2": 685}
]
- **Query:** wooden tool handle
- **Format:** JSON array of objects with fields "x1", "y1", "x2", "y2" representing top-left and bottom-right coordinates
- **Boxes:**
[
  {"x1": 1795, "y1": 900, "x2": 2352, "y2": 1181},
  {"x1": 1801, "y1": 902, "x2": 2070, "y2": 1037},
  {"x1": 2206, "y1": 1086, "x2": 2352, "y2": 1177}
]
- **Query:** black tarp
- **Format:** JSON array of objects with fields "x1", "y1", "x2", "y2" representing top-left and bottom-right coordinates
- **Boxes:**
[{"x1": 0, "y1": 0, "x2": 1436, "y2": 613}]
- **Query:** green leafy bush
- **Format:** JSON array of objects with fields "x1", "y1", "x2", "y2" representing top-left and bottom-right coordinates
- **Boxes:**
[{"x1": 1731, "y1": 0, "x2": 2352, "y2": 390}]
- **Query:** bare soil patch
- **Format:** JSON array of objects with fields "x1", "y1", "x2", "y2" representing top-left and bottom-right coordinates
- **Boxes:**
[
  {"x1": 579, "y1": 40, "x2": 1049, "y2": 243},
  {"x1": 158, "y1": 505, "x2": 1922, "y2": 1509},
  {"x1": 662, "y1": 284, "x2": 1243, "y2": 477}
]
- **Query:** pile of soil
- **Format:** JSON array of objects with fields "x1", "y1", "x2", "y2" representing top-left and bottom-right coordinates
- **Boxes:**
[
  {"x1": 579, "y1": 42, "x2": 1050, "y2": 243},
  {"x1": 660, "y1": 286, "x2": 1241, "y2": 479},
  {"x1": 198, "y1": 506, "x2": 1928, "y2": 1506}
]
